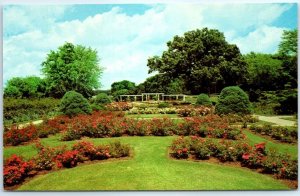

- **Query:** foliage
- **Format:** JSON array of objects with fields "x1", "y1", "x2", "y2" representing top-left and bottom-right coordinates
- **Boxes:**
[
  {"x1": 106, "y1": 102, "x2": 133, "y2": 111},
  {"x1": 274, "y1": 90, "x2": 297, "y2": 114},
  {"x1": 92, "y1": 93, "x2": 111, "y2": 105},
  {"x1": 109, "y1": 141, "x2": 131, "y2": 158},
  {"x1": 55, "y1": 150, "x2": 83, "y2": 168},
  {"x1": 216, "y1": 86, "x2": 252, "y2": 115},
  {"x1": 4, "y1": 124, "x2": 38, "y2": 146},
  {"x1": 111, "y1": 80, "x2": 136, "y2": 95},
  {"x1": 60, "y1": 91, "x2": 92, "y2": 117},
  {"x1": 147, "y1": 28, "x2": 247, "y2": 94},
  {"x1": 244, "y1": 53, "x2": 283, "y2": 91},
  {"x1": 42, "y1": 42, "x2": 103, "y2": 98},
  {"x1": 157, "y1": 102, "x2": 170, "y2": 108},
  {"x1": 249, "y1": 124, "x2": 297, "y2": 143},
  {"x1": 4, "y1": 76, "x2": 46, "y2": 98},
  {"x1": 4, "y1": 98, "x2": 60, "y2": 125},
  {"x1": 170, "y1": 136, "x2": 297, "y2": 180},
  {"x1": 4, "y1": 155, "x2": 35, "y2": 186},
  {"x1": 196, "y1": 93, "x2": 212, "y2": 106},
  {"x1": 279, "y1": 29, "x2": 297, "y2": 56}
]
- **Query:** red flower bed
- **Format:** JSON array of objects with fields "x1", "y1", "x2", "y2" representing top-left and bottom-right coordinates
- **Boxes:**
[
  {"x1": 170, "y1": 136, "x2": 298, "y2": 180},
  {"x1": 55, "y1": 150, "x2": 83, "y2": 168},
  {"x1": 4, "y1": 124, "x2": 38, "y2": 146},
  {"x1": 4, "y1": 155, "x2": 35, "y2": 186}
]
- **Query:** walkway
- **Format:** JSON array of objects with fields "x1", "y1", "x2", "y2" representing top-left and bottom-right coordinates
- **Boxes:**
[{"x1": 254, "y1": 115, "x2": 297, "y2": 126}]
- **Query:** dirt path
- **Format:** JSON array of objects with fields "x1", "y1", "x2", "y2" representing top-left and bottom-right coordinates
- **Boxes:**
[{"x1": 254, "y1": 115, "x2": 297, "y2": 126}]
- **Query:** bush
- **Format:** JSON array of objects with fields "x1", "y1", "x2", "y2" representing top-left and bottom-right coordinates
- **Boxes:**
[
  {"x1": 4, "y1": 124, "x2": 38, "y2": 146},
  {"x1": 216, "y1": 86, "x2": 252, "y2": 115},
  {"x1": 196, "y1": 93, "x2": 212, "y2": 106},
  {"x1": 4, "y1": 98, "x2": 60, "y2": 125},
  {"x1": 158, "y1": 102, "x2": 170, "y2": 108},
  {"x1": 55, "y1": 150, "x2": 83, "y2": 168},
  {"x1": 109, "y1": 141, "x2": 130, "y2": 158},
  {"x1": 60, "y1": 91, "x2": 92, "y2": 117},
  {"x1": 90, "y1": 103, "x2": 106, "y2": 111},
  {"x1": 4, "y1": 155, "x2": 35, "y2": 186},
  {"x1": 92, "y1": 93, "x2": 111, "y2": 105}
]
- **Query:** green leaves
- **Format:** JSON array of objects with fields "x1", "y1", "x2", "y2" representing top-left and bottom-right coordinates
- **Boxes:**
[
  {"x1": 147, "y1": 28, "x2": 247, "y2": 94},
  {"x1": 42, "y1": 42, "x2": 103, "y2": 98}
]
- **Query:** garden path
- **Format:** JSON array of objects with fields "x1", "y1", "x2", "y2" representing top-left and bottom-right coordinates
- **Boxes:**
[{"x1": 254, "y1": 115, "x2": 297, "y2": 126}]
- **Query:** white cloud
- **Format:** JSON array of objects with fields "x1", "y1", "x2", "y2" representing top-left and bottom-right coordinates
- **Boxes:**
[
  {"x1": 3, "y1": 4, "x2": 293, "y2": 89},
  {"x1": 231, "y1": 25, "x2": 286, "y2": 54}
]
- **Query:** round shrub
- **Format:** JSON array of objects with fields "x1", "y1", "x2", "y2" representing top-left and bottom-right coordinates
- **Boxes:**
[
  {"x1": 196, "y1": 93, "x2": 212, "y2": 106},
  {"x1": 60, "y1": 91, "x2": 92, "y2": 117},
  {"x1": 92, "y1": 93, "x2": 111, "y2": 105},
  {"x1": 216, "y1": 86, "x2": 252, "y2": 115}
]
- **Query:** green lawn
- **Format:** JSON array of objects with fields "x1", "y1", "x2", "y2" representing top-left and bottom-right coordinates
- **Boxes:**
[
  {"x1": 4, "y1": 135, "x2": 290, "y2": 190},
  {"x1": 280, "y1": 116, "x2": 298, "y2": 122},
  {"x1": 243, "y1": 130, "x2": 298, "y2": 159}
]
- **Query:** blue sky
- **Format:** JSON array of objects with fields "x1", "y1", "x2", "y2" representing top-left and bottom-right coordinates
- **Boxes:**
[{"x1": 3, "y1": 3, "x2": 298, "y2": 89}]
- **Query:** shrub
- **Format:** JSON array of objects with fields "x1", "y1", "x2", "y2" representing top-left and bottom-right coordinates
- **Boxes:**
[
  {"x1": 158, "y1": 102, "x2": 170, "y2": 108},
  {"x1": 60, "y1": 91, "x2": 92, "y2": 117},
  {"x1": 92, "y1": 93, "x2": 111, "y2": 105},
  {"x1": 196, "y1": 93, "x2": 212, "y2": 106},
  {"x1": 4, "y1": 155, "x2": 35, "y2": 186},
  {"x1": 109, "y1": 141, "x2": 130, "y2": 158},
  {"x1": 90, "y1": 103, "x2": 106, "y2": 111},
  {"x1": 193, "y1": 141, "x2": 211, "y2": 160},
  {"x1": 4, "y1": 98, "x2": 60, "y2": 125},
  {"x1": 216, "y1": 86, "x2": 252, "y2": 115},
  {"x1": 170, "y1": 137, "x2": 190, "y2": 159},
  {"x1": 4, "y1": 124, "x2": 38, "y2": 146},
  {"x1": 55, "y1": 150, "x2": 83, "y2": 168}
]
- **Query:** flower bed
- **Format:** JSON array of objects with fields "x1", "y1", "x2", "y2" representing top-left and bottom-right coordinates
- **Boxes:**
[
  {"x1": 60, "y1": 114, "x2": 244, "y2": 141},
  {"x1": 170, "y1": 136, "x2": 298, "y2": 180},
  {"x1": 4, "y1": 140, "x2": 131, "y2": 187},
  {"x1": 249, "y1": 124, "x2": 298, "y2": 143}
]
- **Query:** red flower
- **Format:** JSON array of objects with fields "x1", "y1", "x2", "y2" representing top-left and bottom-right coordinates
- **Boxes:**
[{"x1": 242, "y1": 153, "x2": 251, "y2": 160}]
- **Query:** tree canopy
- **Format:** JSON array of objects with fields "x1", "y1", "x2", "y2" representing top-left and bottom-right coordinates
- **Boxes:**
[
  {"x1": 42, "y1": 42, "x2": 102, "y2": 98},
  {"x1": 4, "y1": 76, "x2": 46, "y2": 98},
  {"x1": 279, "y1": 29, "x2": 297, "y2": 56},
  {"x1": 147, "y1": 28, "x2": 247, "y2": 94}
]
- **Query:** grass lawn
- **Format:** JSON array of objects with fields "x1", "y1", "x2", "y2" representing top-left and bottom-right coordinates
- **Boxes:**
[
  {"x1": 4, "y1": 135, "x2": 290, "y2": 190},
  {"x1": 243, "y1": 130, "x2": 298, "y2": 159}
]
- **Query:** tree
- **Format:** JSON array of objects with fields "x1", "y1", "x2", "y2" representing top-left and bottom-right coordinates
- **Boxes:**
[
  {"x1": 42, "y1": 42, "x2": 103, "y2": 98},
  {"x1": 111, "y1": 80, "x2": 136, "y2": 95},
  {"x1": 216, "y1": 86, "x2": 252, "y2": 115},
  {"x1": 147, "y1": 28, "x2": 248, "y2": 94},
  {"x1": 4, "y1": 76, "x2": 46, "y2": 98},
  {"x1": 278, "y1": 29, "x2": 297, "y2": 89},
  {"x1": 279, "y1": 29, "x2": 297, "y2": 56},
  {"x1": 244, "y1": 53, "x2": 283, "y2": 91}
]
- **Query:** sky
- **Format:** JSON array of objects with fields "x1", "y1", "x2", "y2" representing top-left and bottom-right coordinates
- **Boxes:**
[{"x1": 3, "y1": 3, "x2": 298, "y2": 90}]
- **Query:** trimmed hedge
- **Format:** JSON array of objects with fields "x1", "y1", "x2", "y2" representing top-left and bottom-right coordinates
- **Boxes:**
[
  {"x1": 216, "y1": 86, "x2": 252, "y2": 115},
  {"x1": 60, "y1": 91, "x2": 92, "y2": 117},
  {"x1": 196, "y1": 93, "x2": 212, "y2": 106}
]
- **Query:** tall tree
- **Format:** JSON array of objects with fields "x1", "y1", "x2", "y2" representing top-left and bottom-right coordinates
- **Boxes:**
[
  {"x1": 147, "y1": 28, "x2": 248, "y2": 94},
  {"x1": 42, "y1": 42, "x2": 103, "y2": 98},
  {"x1": 278, "y1": 29, "x2": 297, "y2": 89},
  {"x1": 279, "y1": 29, "x2": 297, "y2": 56}
]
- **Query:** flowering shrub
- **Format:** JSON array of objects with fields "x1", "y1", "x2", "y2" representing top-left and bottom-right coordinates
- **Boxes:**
[
  {"x1": 106, "y1": 102, "x2": 133, "y2": 111},
  {"x1": 170, "y1": 136, "x2": 190, "y2": 159},
  {"x1": 249, "y1": 125, "x2": 297, "y2": 143},
  {"x1": 4, "y1": 124, "x2": 38, "y2": 146},
  {"x1": 177, "y1": 106, "x2": 212, "y2": 117},
  {"x1": 33, "y1": 142, "x2": 67, "y2": 171},
  {"x1": 170, "y1": 136, "x2": 297, "y2": 180},
  {"x1": 4, "y1": 141, "x2": 131, "y2": 187},
  {"x1": 4, "y1": 155, "x2": 35, "y2": 186},
  {"x1": 55, "y1": 150, "x2": 83, "y2": 168}
]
